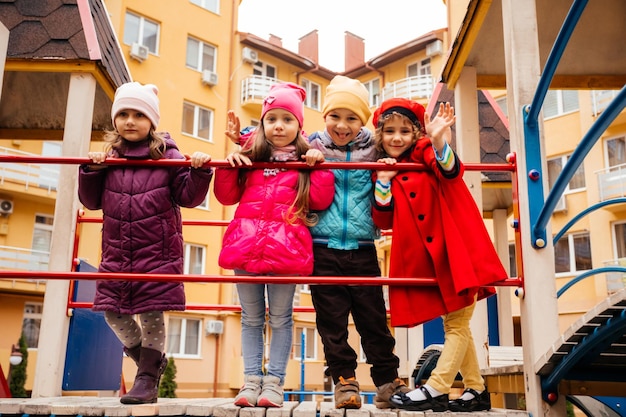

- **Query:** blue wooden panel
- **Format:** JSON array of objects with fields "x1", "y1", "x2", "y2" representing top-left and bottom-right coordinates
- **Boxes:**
[{"x1": 62, "y1": 262, "x2": 123, "y2": 391}]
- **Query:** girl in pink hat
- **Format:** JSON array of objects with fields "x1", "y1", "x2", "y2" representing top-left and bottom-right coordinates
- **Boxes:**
[{"x1": 214, "y1": 83, "x2": 334, "y2": 408}]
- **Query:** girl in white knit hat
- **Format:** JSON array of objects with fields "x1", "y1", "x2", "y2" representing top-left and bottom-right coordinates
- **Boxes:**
[{"x1": 78, "y1": 81, "x2": 213, "y2": 405}]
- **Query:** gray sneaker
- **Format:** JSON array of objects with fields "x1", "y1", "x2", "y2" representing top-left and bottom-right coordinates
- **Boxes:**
[
  {"x1": 257, "y1": 375, "x2": 284, "y2": 407},
  {"x1": 234, "y1": 375, "x2": 262, "y2": 407}
]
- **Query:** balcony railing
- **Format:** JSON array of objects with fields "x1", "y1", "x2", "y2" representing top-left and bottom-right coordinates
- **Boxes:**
[
  {"x1": 596, "y1": 163, "x2": 626, "y2": 201},
  {"x1": 0, "y1": 245, "x2": 50, "y2": 272},
  {"x1": 603, "y1": 258, "x2": 626, "y2": 293},
  {"x1": 381, "y1": 75, "x2": 436, "y2": 101},
  {"x1": 0, "y1": 147, "x2": 59, "y2": 193},
  {"x1": 591, "y1": 90, "x2": 619, "y2": 117},
  {"x1": 240, "y1": 76, "x2": 281, "y2": 105}
]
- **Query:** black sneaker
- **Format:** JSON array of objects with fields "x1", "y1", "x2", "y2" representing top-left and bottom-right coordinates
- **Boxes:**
[
  {"x1": 389, "y1": 386, "x2": 449, "y2": 412},
  {"x1": 448, "y1": 388, "x2": 491, "y2": 412}
]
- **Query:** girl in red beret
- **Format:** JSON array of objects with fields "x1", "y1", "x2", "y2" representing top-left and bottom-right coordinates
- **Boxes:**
[{"x1": 371, "y1": 98, "x2": 507, "y2": 412}]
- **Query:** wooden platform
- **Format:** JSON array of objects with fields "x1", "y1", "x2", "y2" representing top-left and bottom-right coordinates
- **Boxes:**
[{"x1": 0, "y1": 397, "x2": 531, "y2": 417}]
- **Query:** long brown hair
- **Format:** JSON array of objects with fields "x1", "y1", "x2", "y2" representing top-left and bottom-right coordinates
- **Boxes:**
[
  {"x1": 238, "y1": 123, "x2": 318, "y2": 226},
  {"x1": 102, "y1": 127, "x2": 167, "y2": 159}
]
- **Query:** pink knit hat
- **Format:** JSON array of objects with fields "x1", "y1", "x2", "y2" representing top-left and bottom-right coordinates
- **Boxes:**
[
  {"x1": 111, "y1": 82, "x2": 160, "y2": 128},
  {"x1": 262, "y1": 83, "x2": 306, "y2": 127}
]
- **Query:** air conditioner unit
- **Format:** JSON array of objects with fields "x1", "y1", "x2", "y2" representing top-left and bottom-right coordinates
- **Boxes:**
[
  {"x1": 202, "y1": 70, "x2": 218, "y2": 87},
  {"x1": 242, "y1": 47, "x2": 258, "y2": 64},
  {"x1": 0, "y1": 200, "x2": 13, "y2": 215},
  {"x1": 425, "y1": 40, "x2": 443, "y2": 57},
  {"x1": 205, "y1": 319, "x2": 224, "y2": 335},
  {"x1": 130, "y1": 42, "x2": 149, "y2": 62}
]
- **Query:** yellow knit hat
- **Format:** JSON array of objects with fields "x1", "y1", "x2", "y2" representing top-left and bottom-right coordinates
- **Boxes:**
[{"x1": 322, "y1": 75, "x2": 372, "y2": 125}]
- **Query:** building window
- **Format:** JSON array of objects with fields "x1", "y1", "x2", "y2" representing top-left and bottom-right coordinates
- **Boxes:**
[
  {"x1": 190, "y1": 0, "x2": 219, "y2": 13},
  {"x1": 547, "y1": 154, "x2": 586, "y2": 193},
  {"x1": 544, "y1": 90, "x2": 579, "y2": 119},
  {"x1": 605, "y1": 136, "x2": 626, "y2": 169},
  {"x1": 186, "y1": 37, "x2": 216, "y2": 72},
  {"x1": 123, "y1": 11, "x2": 159, "y2": 54},
  {"x1": 22, "y1": 302, "x2": 43, "y2": 348},
  {"x1": 554, "y1": 232, "x2": 592, "y2": 274},
  {"x1": 300, "y1": 79, "x2": 320, "y2": 111},
  {"x1": 184, "y1": 243, "x2": 206, "y2": 274},
  {"x1": 294, "y1": 326, "x2": 316, "y2": 360},
  {"x1": 167, "y1": 317, "x2": 201, "y2": 356},
  {"x1": 508, "y1": 243, "x2": 517, "y2": 277},
  {"x1": 253, "y1": 61, "x2": 276, "y2": 79},
  {"x1": 364, "y1": 78, "x2": 380, "y2": 107},
  {"x1": 408, "y1": 59, "x2": 431, "y2": 78},
  {"x1": 182, "y1": 101, "x2": 213, "y2": 142},
  {"x1": 613, "y1": 222, "x2": 626, "y2": 259}
]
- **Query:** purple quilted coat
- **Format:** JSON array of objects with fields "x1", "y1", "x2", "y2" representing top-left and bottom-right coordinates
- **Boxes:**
[{"x1": 78, "y1": 134, "x2": 213, "y2": 314}]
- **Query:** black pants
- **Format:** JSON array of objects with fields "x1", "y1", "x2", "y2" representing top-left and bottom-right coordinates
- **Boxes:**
[{"x1": 310, "y1": 244, "x2": 400, "y2": 387}]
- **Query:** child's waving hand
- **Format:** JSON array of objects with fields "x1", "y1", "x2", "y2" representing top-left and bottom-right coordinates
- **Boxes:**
[{"x1": 425, "y1": 102, "x2": 455, "y2": 153}]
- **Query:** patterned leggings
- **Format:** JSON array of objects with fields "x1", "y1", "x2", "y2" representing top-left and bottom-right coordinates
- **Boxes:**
[{"x1": 104, "y1": 310, "x2": 166, "y2": 352}]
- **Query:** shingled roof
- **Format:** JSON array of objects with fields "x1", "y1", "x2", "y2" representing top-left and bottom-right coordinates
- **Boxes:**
[
  {"x1": 0, "y1": 0, "x2": 131, "y2": 139},
  {"x1": 431, "y1": 83, "x2": 512, "y2": 212}
]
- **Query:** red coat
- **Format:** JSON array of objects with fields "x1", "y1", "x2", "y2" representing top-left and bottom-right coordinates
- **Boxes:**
[{"x1": 372, "y1": 138, "x2": 507, "y2": 327}]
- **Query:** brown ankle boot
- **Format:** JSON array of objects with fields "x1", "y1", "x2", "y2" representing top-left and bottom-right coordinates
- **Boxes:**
[
  {"x1": 120, "y1": 347, "x2": 167, "y2": 404},
  {"x1": 123, "y1": 345, "x2": 141, "y2": 367}
]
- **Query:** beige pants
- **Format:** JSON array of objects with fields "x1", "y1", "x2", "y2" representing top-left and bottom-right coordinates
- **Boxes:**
[{"x1": 427, "y1": 297, "x2": 485, "y2": 394}]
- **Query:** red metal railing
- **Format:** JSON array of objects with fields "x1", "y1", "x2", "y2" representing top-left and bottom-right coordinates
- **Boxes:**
[{"x1": 0, "y1": 154, "x2": 522, "y2": 315}]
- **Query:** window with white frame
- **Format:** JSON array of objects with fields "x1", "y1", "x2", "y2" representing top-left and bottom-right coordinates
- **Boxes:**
[
  {"x1": 123, "y1": 11, "x2": 159, "y2": 54},
  {"x1": 294, "y1": 326, "x2": 316, "y2": 360},
  {"x1": 408, "y1": 59, "x2": 431, "y2": 78},
  {"x1": 182, "y1": 101, "x2": 213, "y2": 142},
  {"x1": 554, "y1": 232, "x2": 592, "y2": 274},
  {"x1": 40, "y1": 142, "x2": 61, "y2": 190},
  {"x1": 189, "y1": 0, "x2": 219, "y2": 13},
  {"x1": 508, "y1": 243, "x2": 517, "y2": 278},
  {"x1": 22, "y1": 302, "x2": 43, "y2": 348},
  {"x1": 543, "y1": 90, "x2": 579, "y2": 119},
  {"x1": 186, "y1": 37, "x2": 216, "y2": 72},
  {"x1": 32, "y1": 214, "x2": 53, "y2": 254},
  {"x1": 166, "y1": 316, "x2": 201, "y2": 356},
  {"x1": 613, "y1": 222, "x2": 626, "y2": 259},
  {"x1": 547, "y1": 155, "x2": 586, "y2": 193},
  {"x1": 605, "y1": 136, "x2": 626, "y2": 169},
  {"x1": 300, "y1": 79, "x2": 321, "y2": 110},
  {"x1": 184, "y1": 243, "x2": 206, "y2": 274},
  {"x1": 253, "y1": 61, "x2": 276, "y2": 79},
  {"x1": 364, "y1": 78, "x2": 380, "y2": 107}
]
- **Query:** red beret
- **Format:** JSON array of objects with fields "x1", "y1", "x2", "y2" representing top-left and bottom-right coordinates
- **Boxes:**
[{"x1": 373, "y1": 98, "x2": 425, "y2": 131}]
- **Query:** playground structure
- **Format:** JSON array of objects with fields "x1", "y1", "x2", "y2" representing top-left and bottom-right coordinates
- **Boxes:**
[{"x1": 1, "y1": 0, "x2": 626, "y2": 416}]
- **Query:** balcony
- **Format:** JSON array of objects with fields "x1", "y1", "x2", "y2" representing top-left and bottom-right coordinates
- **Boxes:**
[
  {"x1": 591, "y1": 90, "x2": 619, "y2": 117},
  {"x1": 0, "y1": 147, "x2": 59, "y2": 194},
  {"x1": 381, "y1": 75, "x2": 436, "y2": 101},
  {"x1": 0, "y1": 245, "x2": 49, "y2": 272},
  {"x1": 596, "y1": 163, "x2": 626, "y2": 202},
  {"x1": 240, "y1": 76, "x2": 280, "y2": 108},
  {"x1": 603, "y1": 258, "x2": 626, "y2": 294}
]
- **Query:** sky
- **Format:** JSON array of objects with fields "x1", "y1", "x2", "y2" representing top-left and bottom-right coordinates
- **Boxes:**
[{"x1": 237, "y1": 0, "x2": 448, "y2": 73}]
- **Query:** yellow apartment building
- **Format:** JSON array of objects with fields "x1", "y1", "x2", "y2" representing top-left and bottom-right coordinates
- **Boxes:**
[{"x1": 1, "y1": 0, "x2": 624, "y2": 406}]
